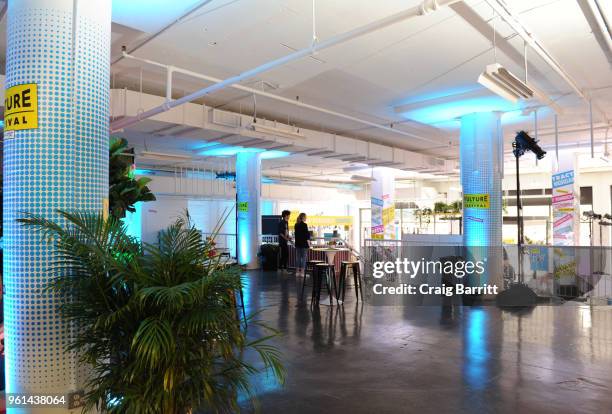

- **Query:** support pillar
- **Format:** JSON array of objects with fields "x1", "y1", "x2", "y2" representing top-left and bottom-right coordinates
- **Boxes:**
[
  {"x1": 236, "y1": 152, "x2": 262, "y2": 269},
  {"x1": 3, "y1": 0, "x2": 111, "y2": 409},
  {"x1": 371, "y1": 167, "x2": 395, "y2": 239},
  {"x1": 460, "y1": 112, "x2": 503, "y2": 288}
]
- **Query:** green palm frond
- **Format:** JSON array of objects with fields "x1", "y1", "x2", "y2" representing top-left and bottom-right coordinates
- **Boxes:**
[{"x1": 21, "y1": 209, "x2": 284, "y2": 414}]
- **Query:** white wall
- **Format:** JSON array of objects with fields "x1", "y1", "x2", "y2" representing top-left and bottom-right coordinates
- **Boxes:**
[
  {"x1": 141, "y1": 196, "x2": 188, "y2": 244},
  {"x1": 137, "y1": 166, "x2": 612, "y2": 247},
  {"x1": 137, "y1": 173, "x2": 361, "y2": 247}
]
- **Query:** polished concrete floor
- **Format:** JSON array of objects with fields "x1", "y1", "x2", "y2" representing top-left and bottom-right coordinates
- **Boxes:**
[{"x1": 240, "y1": 270, "x2": 612, "y2": 414}]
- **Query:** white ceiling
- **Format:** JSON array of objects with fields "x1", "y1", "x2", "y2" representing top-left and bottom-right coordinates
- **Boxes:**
[
  {"x1": 110, "y1": 0, "x2": 611, "y2": 149},
  {"x1": 5, "y1": 0, "x2": 612, "y2": 182}
]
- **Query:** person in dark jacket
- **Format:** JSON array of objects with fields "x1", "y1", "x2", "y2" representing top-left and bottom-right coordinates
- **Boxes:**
[
  {"x1": 294, "y1": 213, "x2": 310, "y2": 276},
  {"x1": 277, "y1": 210, "x2": 291, "y2": 271}
]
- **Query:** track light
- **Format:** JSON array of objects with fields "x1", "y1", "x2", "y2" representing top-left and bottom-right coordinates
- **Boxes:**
[{"x1": 478, "y1": 63, "x2": 534, "y2": 103}]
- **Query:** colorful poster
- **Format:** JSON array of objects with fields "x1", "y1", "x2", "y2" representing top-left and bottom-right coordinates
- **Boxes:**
[
  {"x1": 552, "y1": 167, "x2": 578, "y2": 246},
  {"x1": 371, "y1": 168, "x2": 395, "y2": 239}
]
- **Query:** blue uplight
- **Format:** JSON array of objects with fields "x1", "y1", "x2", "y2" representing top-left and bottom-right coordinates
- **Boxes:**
[
  {"x1": 260, "y1": 150, "x2": 290, "y2": 159},
  {"x1": 124, "y1": 202, "x2": 142, "y2": 241},
  {"x1": 198, "y1": 145, "x2": 289, "y2": 159},
  {"x1": 401, "y1": 95, "x2": 520, "y2": 125},
  {"x1": 133, "y1": 168, "x2": 155, "y2": 176}
]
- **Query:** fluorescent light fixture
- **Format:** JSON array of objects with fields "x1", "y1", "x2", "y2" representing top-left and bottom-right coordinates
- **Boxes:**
[
  {"x1": 478, "y1": 63, "x2": 534, "y2": 103},
  {"x1": 251, "y1": 123, "x2": 305, "y2": 139},
  {"x1": 139, "y1": 151, "x2": 193, "y2": 161},
  {"x1": 350, "y1": 174, "x2": 376, "y2": 182}
]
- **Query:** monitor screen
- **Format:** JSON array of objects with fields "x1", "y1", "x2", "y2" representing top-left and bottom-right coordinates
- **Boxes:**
[{"x1": 262, "y1": 215, "x2": 282, "y2": 235}]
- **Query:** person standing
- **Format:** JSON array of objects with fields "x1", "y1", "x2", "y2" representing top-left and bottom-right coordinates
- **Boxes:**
[
  {"x1": 278, "y1": 210, "x2": 291, "y2": 271},
  {"x1": 294, "y1": 213, "x2": 310, "y2": 276}
]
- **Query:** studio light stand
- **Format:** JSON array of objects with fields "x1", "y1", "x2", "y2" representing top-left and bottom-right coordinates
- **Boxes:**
[
  {"x1": 584, "y1": 211, "x2": 612, "y2": 277},
  {"x1": 498, "y1": 131, "x2": 546, "y2": 307}
]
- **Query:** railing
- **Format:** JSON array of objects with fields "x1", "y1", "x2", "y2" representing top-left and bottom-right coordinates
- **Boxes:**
[
  {"x1": 202, "y1": 232, "x2": 236, "y2": 258},
  {"x1": 361, "y1": 239, "x2": 612, "y2": 304},
  {"x1": 261, "y1": 235, "x2": 279, "y2": 244}
]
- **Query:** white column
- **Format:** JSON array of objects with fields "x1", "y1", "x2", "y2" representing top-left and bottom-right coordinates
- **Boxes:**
[
  {"x1": 460, "y1": 112, "x2": 503, "y2": 288},
  {"x1": 371, "y1": 167, "x2": 396, "y2": 239},
  {"x1": 3, "y1": 0, "x2": 111, "y2": 411},
  {"x1": 236, "y1": 152, "x2": 262, "y2": 269}
]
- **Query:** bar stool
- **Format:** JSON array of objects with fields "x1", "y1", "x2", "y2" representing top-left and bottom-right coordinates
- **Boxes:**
[
  {"x1": 301, "y1": 260, "x2": 325, "y2": 299},
  {"x1": 339, "y1": 261, "x2": 363, "y2": 302},
  {"x1": 312, "y1": 263, "x2": 337, "y2": 306}
]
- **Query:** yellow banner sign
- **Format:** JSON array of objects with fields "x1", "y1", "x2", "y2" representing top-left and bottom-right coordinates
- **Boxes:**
[
  {"x1": 464, "y1": 193, "x2": 490, "y2": 209},
  {"x1": 288, "y1": 213, "x2": 353, "y2": 227},
  {"x1": 5, "y1": 83, "x2": 38, "y2": 131}
]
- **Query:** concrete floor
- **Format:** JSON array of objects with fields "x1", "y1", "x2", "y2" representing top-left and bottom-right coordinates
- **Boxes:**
[{"x1": 241, "y1": 270, "x2": 612, "y2": 414}]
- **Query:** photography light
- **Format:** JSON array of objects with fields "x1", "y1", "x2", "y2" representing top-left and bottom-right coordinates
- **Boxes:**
[{"x1": 513, "y1": 130, "x2": 546, "y2": 160}]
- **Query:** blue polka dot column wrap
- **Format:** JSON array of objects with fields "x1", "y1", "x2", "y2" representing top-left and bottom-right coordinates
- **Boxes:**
[{"x1": 3, "y1": 0, "x2": 111, "y2": 405}]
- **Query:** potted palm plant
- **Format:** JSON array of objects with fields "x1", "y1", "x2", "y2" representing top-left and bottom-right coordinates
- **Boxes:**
[
  {"x1": 20, "y1": 211, "x2": 284, "y2": 413},
  {"x1": 109, "y1": 137, "x2": 156, "y2": 219}
]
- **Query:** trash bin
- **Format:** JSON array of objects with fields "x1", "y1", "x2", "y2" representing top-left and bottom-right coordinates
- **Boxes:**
[{"x1": 259, "y1": 244, "x2": 279, "y2": 271}]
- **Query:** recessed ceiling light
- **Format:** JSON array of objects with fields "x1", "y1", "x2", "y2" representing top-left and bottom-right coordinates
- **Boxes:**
[{"x1": 208, "y1": 41, "x2": 217, "y2": 46}]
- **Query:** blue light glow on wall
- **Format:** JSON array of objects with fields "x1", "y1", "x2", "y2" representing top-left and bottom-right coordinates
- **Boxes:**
[
  {"x1": 134, "y1": 168, "x2": 156, "y2": 176},
  {"x1": 197, "y1": 145, "x2": 289, "y2": 159},
  {"x1": 238, "y1": 218, "x2": 250, "y2": 264},
  {"x1": 235, "y1": 152, "x2": 261, "y2": 267},
  {"x1": 124, "y1": 202, "x2": 142, "y2": 241},
  {"x1": 261, "y1": 200, "x2": 274, "y2": 215},
  {"x1": 401, "y1": 95, "x2": 519, "y2": 125}
]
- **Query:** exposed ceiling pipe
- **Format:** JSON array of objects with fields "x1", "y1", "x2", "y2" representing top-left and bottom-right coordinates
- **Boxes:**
[
  {"x1": 120, "y1": 52, "x2": 439, "y2": 144},
  {"x1": 111, "y1": 0, "x2": 215, "y2": 66},
  {"x1": 110, "y1": 0, "x2": 462, "y2": 132},
  {"x1": 576, "y1": 0, "x2": 612, "y2": 66}
]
